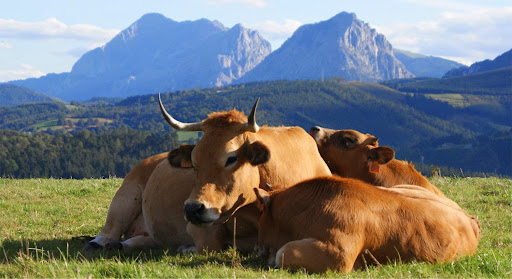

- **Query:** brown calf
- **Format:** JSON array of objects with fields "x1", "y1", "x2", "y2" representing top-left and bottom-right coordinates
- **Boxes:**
[
  {"x1": 309, "y1": 126, "x2": 445, "y2": 196},
  {"x1": 255, "y1": 176, "x2": 480, "y2": 273}
]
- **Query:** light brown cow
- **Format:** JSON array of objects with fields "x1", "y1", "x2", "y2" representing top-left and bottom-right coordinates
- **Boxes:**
[
  {"x1": 158, "y1": 95, "x2": 332, "y2": 253},
  {"x1": 86, "y1": 145, "x2": 260, "y2": 251},
  {"x1": 254, "y1": 176, "x2": 481, "y2": 273},
  {"x1": 309, "y1": 126, "x2": 445, "y2": 196}
]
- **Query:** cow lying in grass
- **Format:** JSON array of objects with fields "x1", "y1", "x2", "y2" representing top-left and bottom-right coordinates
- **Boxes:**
[
  {"x1": 86, "y1": 96, "x2": 332, "y2": 252},
  {"x1": 254, "y1": 176, "x2": 481, "y2": 273},
  {"x1": 309, "y1": 126, "x2": 445, "y2": 196},
  {"x1": 86, "y1": 144, "x2": 264, "y2": 251}
]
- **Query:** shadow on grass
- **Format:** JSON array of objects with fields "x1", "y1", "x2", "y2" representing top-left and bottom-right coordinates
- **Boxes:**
[{"x1": 0, "y1": 237, "x2": 269, "y2": 271}]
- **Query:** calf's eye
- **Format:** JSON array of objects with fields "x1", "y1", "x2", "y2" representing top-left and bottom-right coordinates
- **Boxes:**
[{"x1": 225, "y1": 156, "x2": 237, "y2": 167}]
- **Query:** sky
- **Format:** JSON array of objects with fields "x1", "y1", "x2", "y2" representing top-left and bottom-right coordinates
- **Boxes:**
[{"x1": 1, "y1": 0, "x2": 511, "y2": 82}]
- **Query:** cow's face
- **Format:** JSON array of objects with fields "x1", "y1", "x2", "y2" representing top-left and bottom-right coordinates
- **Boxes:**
[
  {"x1": 309, "y1": 126, "x2": 394, "y2": 175},
  {"x1": 158, "y1": 96, "x2": 269, "y2": 226},
  {"x1": 184, "y1": 125, "x2": 270, "y2": 226}
]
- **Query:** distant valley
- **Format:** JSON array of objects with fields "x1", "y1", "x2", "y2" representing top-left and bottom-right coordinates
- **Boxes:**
[
  {"x1": 1, "y1": 78, "x2": 510, "y2": 177},
  {"x1": 1, "y1": 12, "x2": 510, "y2": 179}
]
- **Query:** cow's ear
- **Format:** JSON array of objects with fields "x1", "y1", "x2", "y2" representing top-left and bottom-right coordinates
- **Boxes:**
[
  {"x1": 168, "y1": 144, "x2": 195, "y2": 168},
  {"x1": 246, "y1": 141, "x2": 270, "y2": 166},
  {"x1": 366, "y1": 146, "x2": 395, "y2": 165},
  {"x1": 254, "y1": 188, "x2": 271, "y2": 210},
  {"x1": 362, "y1": 136, "x2": 379, "y2": 147}
]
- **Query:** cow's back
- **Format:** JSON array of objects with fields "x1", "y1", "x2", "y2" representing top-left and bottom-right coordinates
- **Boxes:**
[
  {"x1": 378, "y1": 160, "x2": 445, "y2": 196},
  {"x1": 124, "y1": 152, "x2": 169, "y2": 188},
  {"x1": 257, "y1": 126, "x2": 331, "y2": 187}
]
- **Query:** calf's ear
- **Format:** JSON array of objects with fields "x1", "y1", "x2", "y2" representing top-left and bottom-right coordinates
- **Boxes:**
[
  {"x1": 362, "y1": 136, "x2": 379, "y2": 147},
  {"x1": 254, "y1": 188, "x2": 271, "y2": 209},
  {"x1": 245, "y1": 141, "x2": 270, "y2": 165},
  {"x1": 367, "y1": 146, "x2": 395, "y2": 165},
  {"x1": 168, "y1": 144, "x2": 195, "y2": 168}
]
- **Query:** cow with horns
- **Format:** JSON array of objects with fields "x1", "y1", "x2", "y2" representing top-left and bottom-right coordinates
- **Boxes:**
[
  {"x1": 85, "y1": 96, "x2": 331, "y2": 252},
  {"x1": 158, "y1": 94, "x2": 332, "y2": 253}
]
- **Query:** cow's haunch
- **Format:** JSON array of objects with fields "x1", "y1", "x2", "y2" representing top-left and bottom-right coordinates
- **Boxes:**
[{"x1": 255, "y1": 176, "x2": 480, "y2": 273}]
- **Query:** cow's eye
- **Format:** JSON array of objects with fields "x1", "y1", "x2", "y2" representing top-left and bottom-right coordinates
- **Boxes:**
[{"x1": 225, "y1": 156, "x2": 237, "y2": 167}]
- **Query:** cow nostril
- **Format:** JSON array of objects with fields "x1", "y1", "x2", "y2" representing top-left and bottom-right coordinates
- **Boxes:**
[{"x1": 184, "y1": 201, "x2": 205, "y2": 215}]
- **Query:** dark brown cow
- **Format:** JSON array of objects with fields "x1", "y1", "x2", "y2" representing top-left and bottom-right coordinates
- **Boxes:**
[
  {"x1": 309, "y1": 126, "x2": 445, "y2": 196},
  {"x1": 159, "y1": 96, "x2": 332, "y2": 253},
  {"x1": 255, "y1": 176, "x2": 481, "y2": 273}
]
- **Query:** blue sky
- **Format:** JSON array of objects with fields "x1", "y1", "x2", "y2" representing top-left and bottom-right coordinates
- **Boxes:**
[{"x1": 1, "y1": 0, "x2": 511, "y2": 82}]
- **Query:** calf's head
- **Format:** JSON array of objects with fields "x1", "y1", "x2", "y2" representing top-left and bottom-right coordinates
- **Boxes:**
[
  {"x1": 159, "y1": 95, "x2": 270, "y2": 226},
  {"x1": 309, "y1": 126, "x2": 395, "y2": 175}
]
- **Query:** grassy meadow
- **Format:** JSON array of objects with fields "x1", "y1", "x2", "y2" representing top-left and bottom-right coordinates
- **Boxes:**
[{"x1": 0, "y1": 177, "x2": 510, "y2": 278}]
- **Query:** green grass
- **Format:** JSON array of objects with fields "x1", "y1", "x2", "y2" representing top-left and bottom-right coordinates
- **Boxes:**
[
  {"x1": 425, "y1": 93, "x2": 469, "y2": 107},
  {"x1": 177, "y1": 131, "x2": 201, "y2": 143},
  {"x1": 0, "y1": 177, "x2": 510, "y2": 278}
]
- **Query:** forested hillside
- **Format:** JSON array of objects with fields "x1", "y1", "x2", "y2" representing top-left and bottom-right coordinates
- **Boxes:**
[
  {"x1": 0, "y1": 84, "x2": 61, "y2": 107},
  {"x1": 382, "y1": 67, "x2": 512, "y2": 95},
  {"x1": 1, "y1": 79, "x2": 510, "y2": 177},
  {"x1": 0, "y1": 129, "x2": 179, "y2": 178}
]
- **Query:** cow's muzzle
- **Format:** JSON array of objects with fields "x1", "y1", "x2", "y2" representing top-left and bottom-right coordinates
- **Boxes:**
[{"x1": 184, "y1": 200, "x2": 219, "y2": 226}]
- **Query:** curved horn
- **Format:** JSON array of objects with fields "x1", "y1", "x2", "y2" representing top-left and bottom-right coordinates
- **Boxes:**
[
  {"x1": 246, "y1": 97, "x2": 260, "y2": 133},
  {"x1": 158, "y1": 93, "x2": 202, "y2": 131}
]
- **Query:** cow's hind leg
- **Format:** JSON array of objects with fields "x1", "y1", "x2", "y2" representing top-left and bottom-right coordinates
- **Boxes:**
[
  {"x1": 105, "y1": 235, "x2": 157, "y2": 251},
  {"x1": 85, "y1": 180, "x2": 144, "y2": 250},
  {"x1": 274, "y1": 238, "x2": 357, "y2": 273}
]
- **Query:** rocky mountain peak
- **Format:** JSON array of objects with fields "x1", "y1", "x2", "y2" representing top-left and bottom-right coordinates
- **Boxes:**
[
  {"x1": 13, "y1": 13, "x2": 271, "y2": 101},
  {"x1": 240, "y1": 11, "x2": 413, "y2": 83}
]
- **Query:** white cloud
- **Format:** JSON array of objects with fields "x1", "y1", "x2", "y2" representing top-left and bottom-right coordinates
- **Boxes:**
[
  {"x1": 251, "y1": 19, "x2": 302, "y2": 49},
  {"x1": 0, "y1": 41, "x2": 12, "y2": 48},
  {"x1": 0, "y1": 64, "x2": 45, "y2": 82},
  {"x1": 0, "y1": 18, "x2": 119, "y2": 42},
  {"x1": 374, "y1": 7, "x2": 512, "y2": 64},
  {"x1": 401, "y1": 0, "x2": 483, "y2": 12},
  {"x1": 206, "y1": 0, "x2": 267, "y2": 8}
]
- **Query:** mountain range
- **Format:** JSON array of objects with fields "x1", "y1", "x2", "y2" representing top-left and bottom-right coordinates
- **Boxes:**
[
  {"x1": 9, "y1": 12, "x2": 466, "y2": 102},
  {"x1": 11, "y1": 13, "x2": 271, "y2": 101},
  {"x1": 443, "y1": 48, "x2": 512, "y2": 78}
]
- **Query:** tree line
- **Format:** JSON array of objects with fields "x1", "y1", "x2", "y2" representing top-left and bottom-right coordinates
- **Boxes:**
[{"x1": 0, "y1": 128, "x2": 180, "y2": 179}]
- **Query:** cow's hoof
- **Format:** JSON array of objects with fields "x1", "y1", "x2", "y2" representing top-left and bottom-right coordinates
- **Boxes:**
[
  {"x1": 105, "y1": 241, "x2": 123, "y2": 251},
  {"x1": 177, "y1": 245, "x2": 196, "y2": 254},
  {"x1": 83, "y1": 241, "x2": 102, "y2": 251}
]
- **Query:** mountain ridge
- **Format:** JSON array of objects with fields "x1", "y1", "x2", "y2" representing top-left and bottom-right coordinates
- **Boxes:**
[
  {"x1": 239, "y1": 12, "x2": 413, "y2": 83},
  {"x1": 0, "y1": 83, "x2": 62, "y2": 107},
  {"x1": 443, "y1": 48, "x2": 512, "y2": 78},
  {"x1": 394, "y1": 49, "x2": 464, "y2": 78},
  {"x1": 11, "y1": 13, "x2": 271, "y2": 101}
]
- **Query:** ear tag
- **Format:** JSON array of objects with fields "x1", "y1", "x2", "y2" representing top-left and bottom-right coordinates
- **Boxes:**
[{"x1": 369, "y1": 161, "x2": 380, "y2": 173}]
